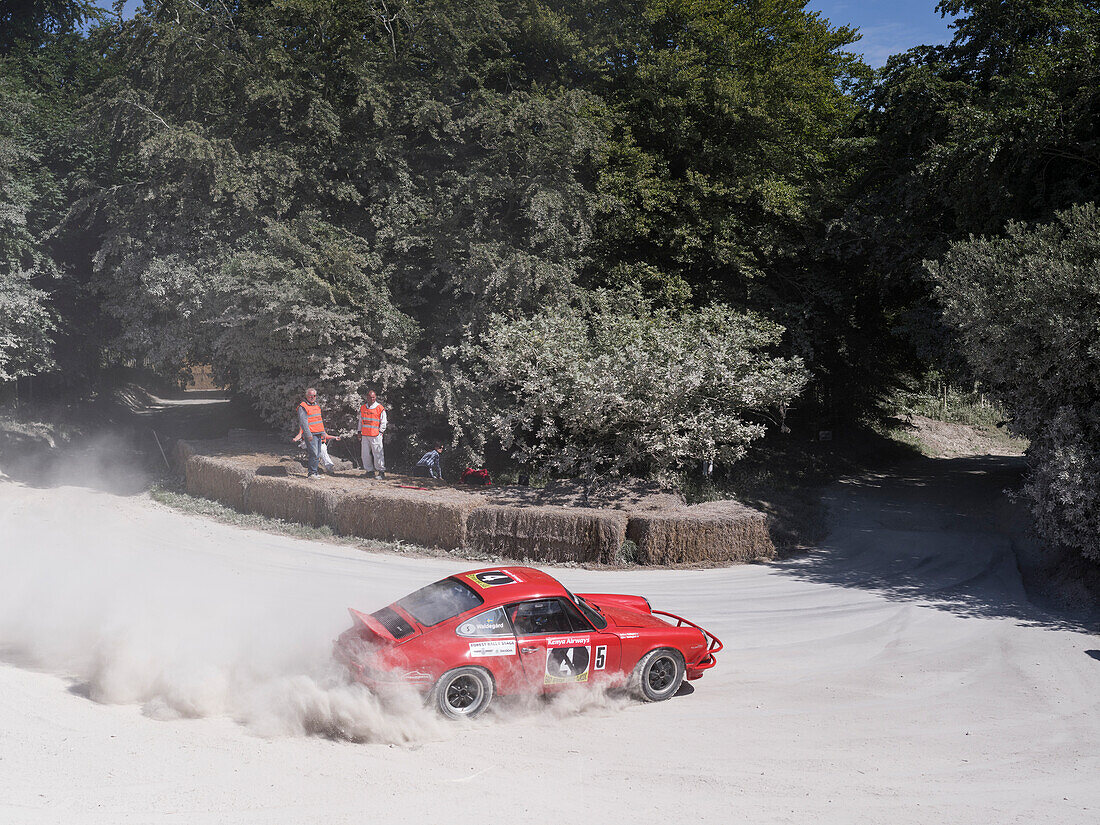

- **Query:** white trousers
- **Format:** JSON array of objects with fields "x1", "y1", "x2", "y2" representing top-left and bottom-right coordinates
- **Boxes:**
[{"x1": 361, "y1": 434, "x2": 385, "y2": 473}]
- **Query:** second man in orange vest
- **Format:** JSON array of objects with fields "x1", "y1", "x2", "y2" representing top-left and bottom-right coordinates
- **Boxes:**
[{"x1": 359, "y1": 389, "x2": 387, "y2": 479}]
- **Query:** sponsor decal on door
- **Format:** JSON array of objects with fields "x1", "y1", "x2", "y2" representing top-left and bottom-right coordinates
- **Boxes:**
[
  {"x1": 468, "y1": 639, "x2": 517, "y2": 657},
  {"x1": 544, "y1": 645, "x2": 591, "y2": 684}
]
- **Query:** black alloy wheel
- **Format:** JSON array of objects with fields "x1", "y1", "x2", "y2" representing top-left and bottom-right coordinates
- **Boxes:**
[{"x1": 632, "y1": 648, "x2": 686, "y2": 702}]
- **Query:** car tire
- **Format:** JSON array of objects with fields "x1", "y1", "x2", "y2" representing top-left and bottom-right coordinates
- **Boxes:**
[
  {"x1": 430, "y1": 666, "x2": 495, "y2": 719},
  {"x1": 630, "y1": 648, "x2": 685, "y2": 702}
]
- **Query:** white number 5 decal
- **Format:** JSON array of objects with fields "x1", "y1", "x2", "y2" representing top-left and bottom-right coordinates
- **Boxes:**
[{"x1": 594, "y1": 645, "x2": 607, "y2": 670}]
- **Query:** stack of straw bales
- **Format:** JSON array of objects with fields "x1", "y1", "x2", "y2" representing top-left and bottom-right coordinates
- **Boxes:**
[
  {"x1": 333, "y1": 487, "x2": 486, "y2": 550},
  {"x1": 176, "y1": 438, "x2": 775, "y2": 565},
  {"x1": 175, "y1": 440, "x2": 197, "y2": 466},
  {"x1": 246, "y1": 476, "x2": 340, "y2": 527},
  {"x1": 626, "y1": 500, "x2": 774, "y2": 565},
  {"x1": 466, "y1": 504, "x2": 628, "y2": 564},
  {"x1": 183, "y1": 454, "x2": 255, "y2": 512}
]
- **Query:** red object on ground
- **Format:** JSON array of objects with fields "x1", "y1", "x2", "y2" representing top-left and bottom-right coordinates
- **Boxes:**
[
  {"x1": 460, "y1": 467, "x2": 492, "y2": 486},
  {"x1": 333, "y1": 566, "x2": 722, "y2": 719}
]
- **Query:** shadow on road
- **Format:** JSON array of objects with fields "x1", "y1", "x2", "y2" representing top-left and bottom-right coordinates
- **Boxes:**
[{"x1": 772, "y1": 455, "x2": 1100, "y2": 634}]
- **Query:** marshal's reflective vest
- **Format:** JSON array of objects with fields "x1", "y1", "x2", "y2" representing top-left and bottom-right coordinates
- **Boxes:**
[
  {"x1": 359, "y1": 403, "x2": 385, "y2": 437},
  {"x1": 299, "y1": 401, "x2": 325, "y2": 434}
]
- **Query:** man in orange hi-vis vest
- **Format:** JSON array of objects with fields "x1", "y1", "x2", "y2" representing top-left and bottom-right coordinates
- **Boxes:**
[
  {"x1": 297, "y1": 387, "x2": 330, "y2": 478},
  {"x1": 359, "y1": 388, "x2": 387, "y2": 479}
]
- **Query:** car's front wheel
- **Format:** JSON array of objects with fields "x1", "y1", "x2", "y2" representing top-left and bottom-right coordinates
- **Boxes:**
[
  {"x1": 430, "y1": 666, "x2": 495, "y2": 719},
  {"x1": 630, "y1": 648, "x2": 685, "y2": 702}
]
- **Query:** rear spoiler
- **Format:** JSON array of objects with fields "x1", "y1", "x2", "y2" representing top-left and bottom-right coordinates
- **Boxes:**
[
  {"x1": 348, "y1": 608, "x2": 398, "y2": 644},
  {"x1": 652, "y1": 609, "x2": 723, "y2": 670}
]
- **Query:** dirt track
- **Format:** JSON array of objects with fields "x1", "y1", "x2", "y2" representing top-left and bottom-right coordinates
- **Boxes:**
[{"x1": 1, "y1": 452, "x2": 1097, "y2": 824}]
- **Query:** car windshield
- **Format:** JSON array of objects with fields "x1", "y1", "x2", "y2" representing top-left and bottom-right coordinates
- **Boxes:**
[
  {"x1": 566, "y1": 590, "x2": 607, "y2": 630},
  {"x1": 397, "y1": 577, "x2": 484, "y2": 627}
]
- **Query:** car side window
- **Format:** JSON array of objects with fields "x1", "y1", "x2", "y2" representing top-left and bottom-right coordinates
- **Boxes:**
[
  {"x1": 509, "y1": 599, "x2": 592, "y2": 635},
  {"x1": 455, "y1": 607, "x2": 513, "y2": 637}
]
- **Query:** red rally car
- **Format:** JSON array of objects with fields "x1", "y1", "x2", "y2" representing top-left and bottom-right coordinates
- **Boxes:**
[{"x1": 334, "y1": 566, "x2": 722, "y2": 719}]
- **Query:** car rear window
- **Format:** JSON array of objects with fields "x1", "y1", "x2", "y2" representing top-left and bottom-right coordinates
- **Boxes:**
[
  {"x1": 371, "y1": 606, "x2": 416, "y2": 639},
  {"x1": 397, "y1": 577, "x2": 485, "y2": 627}
]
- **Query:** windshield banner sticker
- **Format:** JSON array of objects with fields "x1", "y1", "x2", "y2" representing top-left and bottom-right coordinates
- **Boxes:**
[
  {"x1": 468, "y1": 639, "x2": 517, "y2": 658},
  {"x1": 544, "y1": 646, "x2": 591, "y2": 684},
  {"x1": 465, "y1": 570, "x2": 524, "y2": 589}
]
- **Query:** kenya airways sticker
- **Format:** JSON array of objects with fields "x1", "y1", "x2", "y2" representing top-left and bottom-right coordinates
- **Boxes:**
[
  {"x1": 544, "y1": 646, "x2": 591, "y2": 685},
  {"x1": 465, "y1": 570, "x2": 524, "y2": 589}
]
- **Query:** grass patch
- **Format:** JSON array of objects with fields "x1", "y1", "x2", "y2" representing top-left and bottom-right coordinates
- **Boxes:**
[
  {"x1": 890, "y1": 374, "x2": 1009, "y2": 429},
  {"x1": 873, "y1": 415, "x2": 1028, "y2": 458}
]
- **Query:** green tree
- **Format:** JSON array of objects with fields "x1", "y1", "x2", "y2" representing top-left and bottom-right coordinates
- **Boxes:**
[
  {"x1": 0, "y1": 0, "x2": 100, "y2": 54},
  {"x1": 0, "y1": 75, "x2": 57, "y2": 382},
  {"x1": 848, "y1": 0, "x2": 1100, "y2": 381},
  {"x1": 590, "y1": 0, "x2": 863, "y2": 311},
  {"x1": 507, "y1": 1, "x2": 871, "y2": 421},
  {"x1": 57, "y1": 0, "x2": 602, "y2": 433}
]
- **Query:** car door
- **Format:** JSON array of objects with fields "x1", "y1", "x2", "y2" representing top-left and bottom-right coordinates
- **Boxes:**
[
  {"x1": 507, "y1": 598, "x2": 621, "y2": 693},
  {"x1": 453, "y1": 606, "x2": 528, "y2": 693}
]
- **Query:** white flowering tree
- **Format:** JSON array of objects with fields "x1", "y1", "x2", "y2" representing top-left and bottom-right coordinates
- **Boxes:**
[
  {"x1": 464, "y1": 291, "x2": 807, "y2": 481},
  {"x1": 930, "y1": 203, "x2": 1100, "y2": 561}
]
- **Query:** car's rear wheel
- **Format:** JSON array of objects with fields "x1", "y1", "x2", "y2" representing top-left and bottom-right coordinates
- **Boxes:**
[
  {"x1": 631, "y1": 648, "x2": 685, "y2": 702},
  {"x1": 430, "y1": 667, "x2": 495, "y2": 719}
]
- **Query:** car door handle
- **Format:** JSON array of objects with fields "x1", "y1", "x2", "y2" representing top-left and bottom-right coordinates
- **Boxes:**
[{"x1": 520, "y1": 647, "x2": 538, "y2": 654}]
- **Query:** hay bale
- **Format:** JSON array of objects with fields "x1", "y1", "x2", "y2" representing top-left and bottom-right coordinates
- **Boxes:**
[
  {"x1": 245, "y1": 476, "x2": 340, "y2": 527},
  {"x1": 331, "y1": 486, "x2": 485, "y2": 549},
  {"x1": 626, "y1": 500, "x2": 774, "y2": 565},
  {"x1": 175, "y1": 439, "x2": 197, "y2": 466},
  {"x1": 466, "y1": 505, "x2": 628, "y2": 564},
  {"x1": 184, "y1": 454, "x2": 255, "y2": 511}
]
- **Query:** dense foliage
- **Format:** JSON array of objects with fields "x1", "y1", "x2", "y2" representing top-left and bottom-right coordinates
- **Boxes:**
[
  {"x1": 1, "y1": 0, "x2": 1099, "y2": 558},
  {"x1": 930, "y1": 204, "x2": 1100, "y2": 560},
  {"x1": 845, "y1": 0, "x2": 1100, "y2": 373},
  {"x1": 0, "y1": 76, "x2": 57, "y2": 382}
]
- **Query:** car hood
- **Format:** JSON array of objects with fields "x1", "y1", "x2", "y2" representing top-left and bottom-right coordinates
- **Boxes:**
[{"x1": 597, "y1": 603, "x2": 673, "y2": 629}]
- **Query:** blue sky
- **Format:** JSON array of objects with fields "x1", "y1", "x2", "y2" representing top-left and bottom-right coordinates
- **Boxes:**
[
  {"x1": 96, "y1": 1, "x2": 955, "y2": 68},
  {"x1": 808, "y1": 1, "x2": 956, "y2": 66}
]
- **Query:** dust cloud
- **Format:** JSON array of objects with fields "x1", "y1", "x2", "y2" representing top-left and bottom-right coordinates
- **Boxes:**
[
  {"x1": 0, "y1": 468, "x2": 634, "y2": 744},
  {"x1": 0, "y1": 477, "x2": 450, "y2": 745}
]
